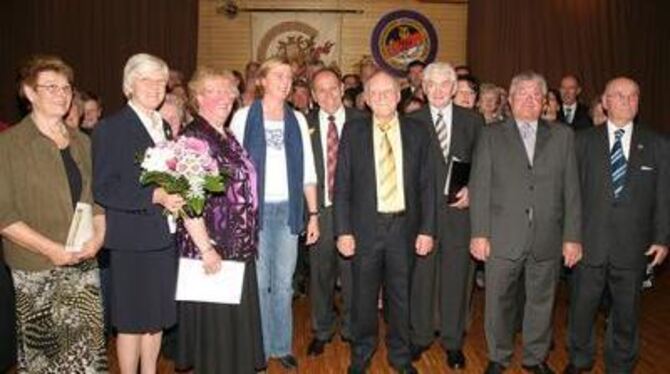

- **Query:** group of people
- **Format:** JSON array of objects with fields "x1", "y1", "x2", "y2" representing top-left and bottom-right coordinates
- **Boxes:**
[{"x1": 0, "y1": 50, "x2": 668, "y2": 374}]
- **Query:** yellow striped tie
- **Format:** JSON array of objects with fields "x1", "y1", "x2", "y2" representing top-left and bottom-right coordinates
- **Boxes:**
[{"x1": 378, "y1": 122, "x2": 398, "y2": 209}]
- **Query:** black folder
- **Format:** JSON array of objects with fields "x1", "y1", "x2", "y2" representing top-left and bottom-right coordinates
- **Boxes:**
[{"x1": 447, "y1": 159, "x2": 471, "y2": 204}]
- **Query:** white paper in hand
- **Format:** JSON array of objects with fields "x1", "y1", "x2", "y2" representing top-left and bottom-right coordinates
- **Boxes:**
[
  {"x1": 65, "y1": 202, "x2": 94, "y2": 252},
  {"x1": 175, "y1": 258, "x2": 245, "y2": 304}
]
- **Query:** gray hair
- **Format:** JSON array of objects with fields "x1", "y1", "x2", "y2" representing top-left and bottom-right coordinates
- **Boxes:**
[
  {"x1": 122, "y1": 53, "x2": 169, "y2": 98},
  {"x1": 422, "y1": 62, "x2": 457, "y2": 84},
  {"x1": 509, "y1": 71, "x2": 547, "y2": 97}
]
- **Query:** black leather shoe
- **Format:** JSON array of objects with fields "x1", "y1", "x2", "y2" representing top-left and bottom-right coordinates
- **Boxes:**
[
  {"x1": 410, "y1": 344, "x2": 428, "y2": 361},
  {"x1": 277, "y1": 355, "x2": 298, "y2": 369},
  {"x1": 307, "y1": 338, "x2": 329, "y2": 356},
  {"x1": 562, "y1": 363, "x2": 586, "y2": 374},
  {"x1": 446, "y1": 349, "x2": 466, "y2": 369},
  {"x1": 523, "y1": 362, "x2": 555, "y2": 374},
  {"x1": 484, "y1": 361, "x2": 506, "y2": 374}
]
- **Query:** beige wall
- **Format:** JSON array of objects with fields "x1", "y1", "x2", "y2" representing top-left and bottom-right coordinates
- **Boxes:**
[{"x1": 198, "y1": 0, "x2": 468, "y2": 74}]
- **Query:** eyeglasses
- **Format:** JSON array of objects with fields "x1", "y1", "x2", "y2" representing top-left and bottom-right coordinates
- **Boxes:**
[{"x1": 35, "y1": 84, "x2": 73, "y2": 96}]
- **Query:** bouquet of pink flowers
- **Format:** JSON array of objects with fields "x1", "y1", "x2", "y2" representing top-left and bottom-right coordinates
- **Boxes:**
[{"x1": 139, "y1": 136, "x2": 227, "y2": 217}]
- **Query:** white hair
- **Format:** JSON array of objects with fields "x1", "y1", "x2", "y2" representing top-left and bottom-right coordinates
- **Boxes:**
[
  {"x1": 422, "y1": 62, "x2": 457, "y2": 84},
  {"x1": 509, "y1": 71, "x2": 548, "y2": 97},
  {"x1": 122, "y1": 53, "x2": 169, "y2": 98}
]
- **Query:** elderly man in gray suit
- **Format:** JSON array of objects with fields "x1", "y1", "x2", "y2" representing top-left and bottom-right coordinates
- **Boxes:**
[{"x1": 469, "y1": 71, "x2": 582, "y2": 374}]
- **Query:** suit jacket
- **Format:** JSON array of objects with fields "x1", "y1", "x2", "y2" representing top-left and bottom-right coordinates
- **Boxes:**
[
  {"x1": 408, "y1": 105, "x2": 483, "y2": 248},
  {"x1": 576, "y1": 124, "x2": 670, "y2": 268},
  {"x1": 306, "y1": 107, "x2": 367, "y2": 209},
  {"x1": 469, "y1": 118, "x2": 581, "y2": 261},
  {"x1": 558, "y1": 102, "x2": 592, "y2": 131},
  {"x1": 333, "y1": 115, "x2": 436, "y2": 249},
  {"x1": 0, "y1": 116, "x2": 100, "y2": 271},
  {"x1": 92, "y1": 105, "x2": 173, "y2": 251}
]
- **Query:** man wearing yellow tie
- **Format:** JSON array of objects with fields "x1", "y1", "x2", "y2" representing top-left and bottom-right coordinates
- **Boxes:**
[{"x1": 334, "y1": 71, "x2": 436, "y2": 374}]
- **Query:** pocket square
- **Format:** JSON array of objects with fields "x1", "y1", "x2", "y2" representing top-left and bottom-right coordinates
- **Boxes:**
[{"x1": 640, "y1": 165, "x2": 654, "y2": 171}]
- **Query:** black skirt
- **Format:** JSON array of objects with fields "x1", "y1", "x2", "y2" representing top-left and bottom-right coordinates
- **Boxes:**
[
  {"x1": 109, "y1": 246, "x2": 177, "y2": 333},
  {"x1": 175, "y1": 260, "x2": 265, "y2": 374}
]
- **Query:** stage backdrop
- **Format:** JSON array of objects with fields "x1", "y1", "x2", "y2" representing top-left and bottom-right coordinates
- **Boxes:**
[{"x1": 198, "y1": 0, "x2": 467, "y2": 74}]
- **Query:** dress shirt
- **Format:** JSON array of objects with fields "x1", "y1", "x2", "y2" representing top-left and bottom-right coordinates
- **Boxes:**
[
  {"x1": 319, "y1": 106, "x2": 346, "y2": 207},
  {"x1": 607, "y1": 121, "x2": 633, "y2": 159},
  {"x1": 373, "y1": 115, "x2": 405, "y2": 213}
]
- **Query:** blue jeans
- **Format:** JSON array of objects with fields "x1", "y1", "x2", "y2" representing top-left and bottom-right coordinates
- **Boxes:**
[{"x1": 256, "y1": 202, "x2": 298, "y2": 358}]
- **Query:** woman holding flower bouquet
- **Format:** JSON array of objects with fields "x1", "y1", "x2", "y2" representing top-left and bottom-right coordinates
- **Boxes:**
[
  {"x1": 230, "y1": 57, "x2": 320, "y2": 370},
  {"x1": 172, "y1": 67, "x2": 265, "y2": 373},
  {"x1": 93, "y1": 53, "x2": 183, "y2": 374}
]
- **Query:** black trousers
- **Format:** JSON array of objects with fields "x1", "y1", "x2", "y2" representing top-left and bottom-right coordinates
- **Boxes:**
[
  {"x1": 568, "y1": 263, "x2": 643, "y2": 373},
  {"x1": 309, "y1": 207, "x2": 353, "y2": 341},
  {"x1": 0, "y1": 250, "x2": 16, "y2": 372},
  {"x1": 350, "y1": 214, "x2": 413, "y2": 370}
]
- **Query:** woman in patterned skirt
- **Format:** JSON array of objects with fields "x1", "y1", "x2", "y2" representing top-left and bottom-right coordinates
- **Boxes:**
[{"x1": 0, "y1": 55, "x2": 107, "y2": 373}]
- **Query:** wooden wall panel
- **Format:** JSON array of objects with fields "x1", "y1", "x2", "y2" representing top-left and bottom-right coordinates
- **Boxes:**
[{"x1": 198, "y1": 0, "x2": 467, "y2": 74}]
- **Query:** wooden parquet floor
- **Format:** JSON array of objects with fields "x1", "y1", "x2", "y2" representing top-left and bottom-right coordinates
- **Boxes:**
[{"x1": 102, "y1": 268, "x2": 668, "y2": 374}]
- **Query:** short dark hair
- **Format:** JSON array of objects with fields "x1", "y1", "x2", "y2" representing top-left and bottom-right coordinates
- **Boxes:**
[
  {"x1": 407, "y1": 60, "x2": 426, "y2": 72},
  {"x1": 310, "y1": 67, "x2": 342, "y2": 90}
]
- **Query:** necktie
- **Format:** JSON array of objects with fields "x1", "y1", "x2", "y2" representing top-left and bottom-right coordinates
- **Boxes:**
[
  {"x1": 435, "y1": 112, "x2": 450, "y2": 160},
  {"x1": 565, "y1": 107, "x2": 574, "y2": 123},
  {"x1": 326, "y1": 115, "x2": 339, "y2": 201},
  {"x1": 520, "y1": 122, "x2": 536, "y2": 164},
  {"x1": 610, "y1": 129, "x2": 627, "y2": 199},
  {"x1": 378, "y1": 122, "x2": 398, "y2": 209}
]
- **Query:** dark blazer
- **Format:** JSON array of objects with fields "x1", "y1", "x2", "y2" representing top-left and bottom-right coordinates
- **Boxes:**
[
  {"x1": 558, "y1": 102, "x2": 592, "y2": 131},
  {"x1": 576, "y1": 124, "x2": 670, "y2": 268},
  {"x1": 92, "y1": 105, "x2": 173, "y2": 251},
  {"x1": 408, "y1": 105, "x2": 483, "y2": 247},
  {"x1": 306, "y1": 107, "x2": 368, "y2": 209},
  {"x1": 469, "y1": 118, "x2": 581, "y2": 261},
  {"x1": 333, "y1": 115, "x2": 436, "y2": 248}
]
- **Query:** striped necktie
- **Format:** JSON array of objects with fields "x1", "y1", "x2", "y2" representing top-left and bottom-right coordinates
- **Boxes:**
[
  {"x1": 610, "y1": 129, "x2": 627, "y2": 199},
  {"x1": 326, "y1": 115, "x2": 338, "y2": 201},
  {"x1": 378, "y1": 122, "x2": 398, "y2": 209},
  {"x1": 435, "y1": 112, "x2": 450, "y2": 160}
]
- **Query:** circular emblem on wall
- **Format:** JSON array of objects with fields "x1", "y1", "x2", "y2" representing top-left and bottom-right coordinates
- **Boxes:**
[{"x1": 370, "y1": 10, "x2": 438, "y2": 76}]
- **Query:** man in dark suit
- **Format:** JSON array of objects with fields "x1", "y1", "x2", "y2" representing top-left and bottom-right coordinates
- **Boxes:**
[
  {"x1": 558, "y1": 75, "x2": 592, "y2": 131},
  {"x1": 305, "y1": 68, "x2": 366, "y2": 356},
  {"x1": 406, "y1": 62, "x2": 483, "y2": 368},
  {"x1": 400, "y1": 60, "x2": 426, "y2": 108},
  {"x1": 334, "y1": 71, "x2": 435, "y2": 374},
  {"x1": 566, "y1": 77, "x2": 669, "y2": 374},
  {"x1": 469, "y1": 71, "x2": 582, "y2": 374}
]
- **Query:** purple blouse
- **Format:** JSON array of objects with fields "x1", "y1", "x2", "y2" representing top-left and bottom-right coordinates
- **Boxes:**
[{"x1": 176, "y1": 116, "x2": 259, "y2": 261}]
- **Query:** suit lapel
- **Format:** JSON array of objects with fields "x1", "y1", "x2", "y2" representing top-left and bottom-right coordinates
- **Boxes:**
[
  {"x1": 533, "y1": 120, "x2": 551, "y2": 164},
  {"x1": 125, "y1": 106, "x2": 156, "y2": 147},
  {"x1": 400, "y1": 117, "x2": 411, "y2": 193},
  {"x1": 620, "y1": 125, "x2": 645, "y2": 201},
  {"x1": 310, "y1": 112, "x2": 325, "y2": 194},
  {"x1": 363, "y1": 119, "x2": 377, "y2": 204},
  {"x1": 504, "y1": 119, "x2": 531, "y2": 166}
]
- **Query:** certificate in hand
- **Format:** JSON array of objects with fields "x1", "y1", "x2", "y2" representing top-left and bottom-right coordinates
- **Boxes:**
[
  {"x1": 445, "y1": 159, "x2": 471, "y2": 204},
  {"x1": 175, "y1": 258, "x2": 246, "y2": 304},
  {"x1": 65, "y1": 202, "x2": 94, "y2": 252}
]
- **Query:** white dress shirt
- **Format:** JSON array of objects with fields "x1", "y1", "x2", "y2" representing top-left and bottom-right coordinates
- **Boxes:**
[{"x1": 607, "y1": 121, "x2": 633, "y2": 159}]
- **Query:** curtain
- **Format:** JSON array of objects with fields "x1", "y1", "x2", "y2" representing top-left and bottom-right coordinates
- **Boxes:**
[
  {"x1": 467, "y1": 0, "x2": 670, "y2": 132},
  {"x1": 0, "y1": 0, "x2": 198, "y2": 123}
]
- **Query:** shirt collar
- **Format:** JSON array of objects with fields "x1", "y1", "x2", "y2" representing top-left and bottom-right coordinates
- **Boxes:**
[
  {"x1": 607, "y1": 120, "x2": 633, "y2": 135},
  {"x1": 319, "y1": 105, "x2": 345, "y2": 125},
  {"x1": 429, "y1": 102, "x2": 453, "y2": 120}
]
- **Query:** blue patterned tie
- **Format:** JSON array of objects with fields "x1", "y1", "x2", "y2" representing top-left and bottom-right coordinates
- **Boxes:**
[{"x1": 610, "y1": 129, "x2": 627, "y2": 199}]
